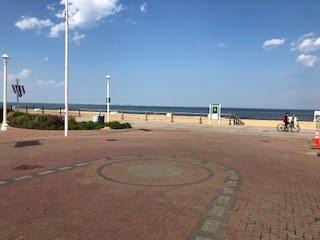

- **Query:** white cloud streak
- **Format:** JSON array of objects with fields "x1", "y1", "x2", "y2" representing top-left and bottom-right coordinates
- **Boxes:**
[
  {"x1": 291, "y1": 33, "x2": 320, "y2": 68},
  {"x1": 296, "y1": 54, "x2": 318, "y2": 68},
  {"x1": 50, "y1": 0, "x2": 123, "y2": 37},
  {"x1": 36, "y1": 80, "x2": 64, "y2": 88},
  {"x1": 213, "y1": 41, "x2": 228, "y2": 48},
  {"x1": 262, "y1": 38, "x2": 285, "y2": 50},
  {"x1": 72, "y1": 31, "x2": 85, "y2": 44},
  {"x1": 15, "y1": 0, "x2": 123, "y2": 40},
  {"x1": 140, "y1": 3, "x2": 147, "y2": 12},
  {"x1": 291, "y1": 33, "x2": 320, "y2": 53},
  {"x1": 9, "y1": 69, "x2": 31, "y2": 81},
  {"x1": 15, "y1": 16, "x2": 53, "y2": 31}
]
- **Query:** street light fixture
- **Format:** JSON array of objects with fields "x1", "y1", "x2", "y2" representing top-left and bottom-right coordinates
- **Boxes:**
[
  {"x1": 106, "y1": 74, "x2": 111, "y2": 123},
  {"x1": 1, "y1": 54, "x2": 9, "y2": 131}
]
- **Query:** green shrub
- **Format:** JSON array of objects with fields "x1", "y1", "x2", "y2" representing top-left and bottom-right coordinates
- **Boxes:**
[
  {"x1": 11, "y1": 111, "x2": 27, "y2": 118},
  {"x1": 16, "y1": 115, "x2": 30, "y2": 129},
  {"x1": 8, "y1": 112, "x2": 132, "y2": 130},
  {"x1": 35, "y1": 115, "x2": 48, "y2": 124},
  {"x1": 105, "y1": 121, "x2": 132, "y2": 129}
]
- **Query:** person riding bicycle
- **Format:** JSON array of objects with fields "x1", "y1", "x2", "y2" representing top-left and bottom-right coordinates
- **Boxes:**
[{"x1": 283, "y1": 113, "x2": 289, "y2": 131}]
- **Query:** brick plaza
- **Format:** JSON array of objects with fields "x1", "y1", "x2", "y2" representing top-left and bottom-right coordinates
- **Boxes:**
[{"x1": 0, "y1": 124, "x2": 319, "y2": 240}]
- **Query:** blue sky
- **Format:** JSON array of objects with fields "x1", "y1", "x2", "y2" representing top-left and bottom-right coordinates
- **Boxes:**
[{"x1": 0, "y1": 0, "x2": 320, "y2": 109}]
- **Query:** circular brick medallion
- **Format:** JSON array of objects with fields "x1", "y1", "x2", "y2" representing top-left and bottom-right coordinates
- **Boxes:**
[{"x1": 97, "y1": 159, "x2": 213, "y2": 187}]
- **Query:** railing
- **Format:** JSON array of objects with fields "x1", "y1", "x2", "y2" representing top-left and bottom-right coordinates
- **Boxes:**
[
  {"x1": 229, "y1": 114, "x2": 245, "y2": 126},
  {"x1": 11, "y1": 105, "x2": 245, "y2": 126}
]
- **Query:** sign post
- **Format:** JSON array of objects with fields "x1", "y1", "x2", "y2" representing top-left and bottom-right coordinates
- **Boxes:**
[
  {"x1": 16, "y1": 79, "x2": 20, "y2": 110},
  {"x1": 12, "y1": 80, "x2": 26, "y2": 110},
  {"x1": 209, "y1": 104, "x2": 221, "y2": 125}
]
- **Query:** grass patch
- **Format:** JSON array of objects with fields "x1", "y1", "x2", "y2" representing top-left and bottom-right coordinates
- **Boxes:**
[{"x1": 8, "y1": 112, "x2": 132, "y2": 130}]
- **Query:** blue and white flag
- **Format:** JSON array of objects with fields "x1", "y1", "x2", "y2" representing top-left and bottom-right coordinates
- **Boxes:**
[{"x1": 12, "y1": 85, "x2": 26, "y2": 97}]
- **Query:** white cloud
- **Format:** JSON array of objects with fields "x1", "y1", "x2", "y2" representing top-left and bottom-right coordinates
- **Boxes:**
[
  {"x1": 262, "y1": 38, "x2": 285, "y2": 50},
  {"x1": 72, "y1": 31, "x2": 85, "y2": 44},
  {"x1": 291, "y1": 33, "x2": 320, "y2": 53},
  {"x1": 44, "y1": 57, "x2": 49, "y2": 62},
  {"x1": 9, "y1": 69, "x2": 31, "y2": 81},
  {"x1": 47, "y1": 4, "x2": 56, "y2": 14},
  {"x1": 213, "y1": 41, "x2": 228, "y2": 48},
  {"x1": 125, "y1": 18, "x2": 136, "y2": 24},
  {"x1": 55, "y1": 81, "x2": 64, "y2": 87},
  {"x1": 140, "y1": 3, "x2": 147, "y2": 12},
  {"x1": 19, "y1": 69, "x2": 31, "y2": 79},
  {"x1": 15, "y1": 16, "x2": 53, "y2": 31},
  {"x1": 48, "y1": 22, "x2": 64, "y2": 38},
  {"x1": 50, "y1": 0, "x2": 124, "y2": 37},
  {"x1": 16, "y1": 0, "x2": 123, "y2": 39},
  {"x1": 296, "y1": 54, "x2": 318, "y2": 68},
  {"x1": 36, "y1": 80, "x2": 63, "y2": 88}
]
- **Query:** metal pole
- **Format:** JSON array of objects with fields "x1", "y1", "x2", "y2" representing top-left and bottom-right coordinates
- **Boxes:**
[
  {"x1": 16, "y1": 78, "x2": 20, "y2": 110},
  {"x1": 64, "y1": 0, "x2": 69, "y2": 137},
  {"x1": 107, "y1": 79, "x2": 110, "y2": 122},
  {"x1": 106, "y1": 75, "x2": 111, "y2": 123},
  {"x1": 1, "y1": 54, "x2": 9, "y2": 131}
]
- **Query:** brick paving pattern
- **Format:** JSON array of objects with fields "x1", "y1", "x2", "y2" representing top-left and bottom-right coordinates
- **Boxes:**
[{"x1": 0, "y1": 126, "x2": 319, "y2": 239}]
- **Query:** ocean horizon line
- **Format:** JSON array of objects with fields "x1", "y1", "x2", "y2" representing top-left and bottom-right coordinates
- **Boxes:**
[{"x1": 2, "y1": 102, "x2": 318, "y2": 112}]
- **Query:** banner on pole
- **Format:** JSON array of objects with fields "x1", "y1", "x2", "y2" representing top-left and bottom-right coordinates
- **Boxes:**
[{"x1": 12, "y1": 85, "x2": 26, "y2": 97}]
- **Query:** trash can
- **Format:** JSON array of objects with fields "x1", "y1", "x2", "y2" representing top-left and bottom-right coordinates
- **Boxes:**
[
  {"x1": 98, "y1": 115, "x2": 105, "y2": 124},
  {"x1": 93, "y1": 114, "x2": 105, "y2": 124}
]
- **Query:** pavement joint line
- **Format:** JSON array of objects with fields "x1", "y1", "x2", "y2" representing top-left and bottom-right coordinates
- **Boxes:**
[
  {"x1": 13, "y1": 175, "x2": 34, "y2": 181},
  {"x1": 56, "y1": 166, "x2": 74, "y2": 171},
  {"x1": 0, "y1": 181, "x2": 8, "y2": 185},
  {"x1": 74, "y1": 162, "x2": 90, "y2": 167},
  {"x1": 37, "y1": 170, "x2": 56, "y2": 176},
  {"x1": 187, "y1": 165, "x2": 243, "y2": 240},
  {"x1": 0, "y1": 161, "x2": 90, "y2": 187}
]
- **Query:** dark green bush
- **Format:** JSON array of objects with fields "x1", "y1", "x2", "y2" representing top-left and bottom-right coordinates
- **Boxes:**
[
  {"x1": 8, "y1": 112, "x2": 132, "y2": 130},
  {"x1": 105, "y1": 121, "x2": 132, "y2": 129},
  {"x1": 35, "y1": 115, "x2": 48, "y2": 124},
  {"x1": 11, "y1": 111, "x2": 27, "y2": 118}
]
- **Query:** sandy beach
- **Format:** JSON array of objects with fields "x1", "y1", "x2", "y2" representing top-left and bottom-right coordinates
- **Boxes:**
[{"x1": 26, "y1": 108, "x2": 318, "y2": 130}]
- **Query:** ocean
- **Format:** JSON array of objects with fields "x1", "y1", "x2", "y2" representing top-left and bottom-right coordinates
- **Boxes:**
[{"x1": 4, "y1": 102, "x2": 316, "y2": 121}]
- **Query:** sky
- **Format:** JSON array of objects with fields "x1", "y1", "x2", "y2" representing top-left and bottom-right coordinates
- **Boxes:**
[{"x1": 0, "y1": 0, "x2": 320, "y2": 109}]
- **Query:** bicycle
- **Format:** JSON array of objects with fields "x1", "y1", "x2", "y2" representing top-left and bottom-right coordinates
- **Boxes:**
[{"x1": 276, "y1": 122, "x2": 300, "y2": 133}]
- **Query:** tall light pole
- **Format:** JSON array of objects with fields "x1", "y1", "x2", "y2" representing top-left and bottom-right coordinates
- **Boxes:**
[
  {"x1": 106, "y1": 75, "x2": 111, "y2": 123},
  {"x1": 64, "y1": 0, "x2": 69, "y2": 137},
  {"x1": 1, "y1": 54, "x2": 9, "y2": 131},
  {"x1": 15, "y1": 78, "x2": 20, "y2": 110}
]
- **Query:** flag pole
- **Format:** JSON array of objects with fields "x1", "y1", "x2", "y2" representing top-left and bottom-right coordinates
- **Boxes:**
[
  {"x1": 64, "y1": 0, "x2": 69, "y2": 137},
  {"x1": 16, "y1": 78, "x2": 20, "y2": 110}
]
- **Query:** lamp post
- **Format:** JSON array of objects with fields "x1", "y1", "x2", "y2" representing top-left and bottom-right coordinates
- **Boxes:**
[
  {"x1": 64, "y1": 0, "x2": 69, "y2": 137},
  {"x1": 106, "y1": 75, "x2": 111, "y2": 123},
  {"x1": 1, "y1": 54, "x2": 9, "y2": 131},
  {"x1": 15, "y1": 78, "x2": 20, "y2": 110}
]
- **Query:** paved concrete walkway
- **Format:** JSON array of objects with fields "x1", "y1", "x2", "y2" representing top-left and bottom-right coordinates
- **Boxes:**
[{"x1": 0, "y1": 125, "x2": 319, "y2": 240}]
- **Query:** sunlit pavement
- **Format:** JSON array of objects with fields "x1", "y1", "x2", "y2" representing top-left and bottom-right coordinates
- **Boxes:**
[{"x1": 0, "y1": 124, "x2": 319, "y2": 240}]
